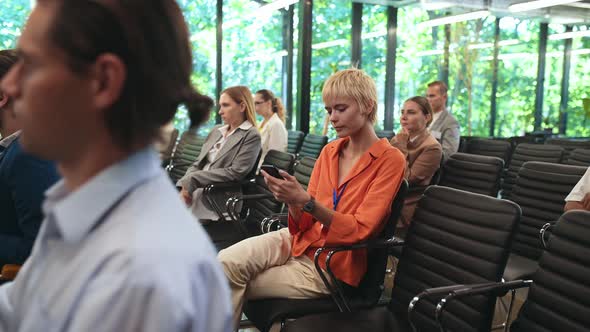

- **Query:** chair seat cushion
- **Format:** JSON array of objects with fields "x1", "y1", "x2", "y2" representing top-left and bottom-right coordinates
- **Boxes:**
[
  {"x1": 243, "y1": 297, "x2": 335, "y2": 331},
  {"x1": 503, "y1": 253, "x2": 539, "y2": 281},
  {"x1": 244, "y1": 294, "x2": 384, "y2": 331},
  {"x1": 283, "y1": 306, "x2": 410, "y2": 332}
]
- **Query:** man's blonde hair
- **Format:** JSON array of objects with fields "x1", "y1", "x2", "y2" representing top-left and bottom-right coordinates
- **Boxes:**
[{"x1": 322, "y1": 68, "x2": 377, "y2": 123}]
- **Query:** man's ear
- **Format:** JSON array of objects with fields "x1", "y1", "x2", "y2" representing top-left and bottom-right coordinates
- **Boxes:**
[
  {"x1": 88, "y1": 53, "x2": 126, "y2": 112},
  {"x1": 0, "y1": 92, "x2": 8, "y2": 109}
]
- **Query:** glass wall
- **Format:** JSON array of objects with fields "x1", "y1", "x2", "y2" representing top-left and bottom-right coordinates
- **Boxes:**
[
  {"x1": 179, "y1": 0, "x2": 217, "y2": 133},
  {"x1": 0, "y1": 0, "x2": 30, "y2": 49},
  {"x1": 308, "y1": 0, "x2": 352, "y2": 135},
  {"x1": 222, "y1": 0, "x2": 284, "y2": 100},
  {"x1": 494, "y1": 17, "x2": 540, "y2": 137},
  {"x1": 361, "y1": 4, "x2": 387, "y2": 131},
  {"x1": 0, "y1": 1, "x2": 588, "y2": 139},
  {"x1": 542, "y1": 24, "x2": 566, "y2": 134},
  {"x1": 395, "y1": 7, "x2": 442, "y2": 133},
  {"x1": 448, "y1": 16, "x2": 496, "y2": 137},
  {"x1": 567, "y1": 25, "x2": 590, "y2": 137}
]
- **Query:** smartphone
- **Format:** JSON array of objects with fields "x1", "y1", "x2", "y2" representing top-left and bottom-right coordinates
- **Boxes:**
[{"x1": 261, "y1": 164, "x2": 284, "y2": 179}]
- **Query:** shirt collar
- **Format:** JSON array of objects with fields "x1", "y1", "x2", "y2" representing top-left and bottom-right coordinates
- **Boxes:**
[
  {"x1": 0, "y1": 130, "x2": 21, "y2": 148},
  {"x1": 43, "y1": 147, "x2": 161, "y2": 243},
  {"x1": 328, "y1": 136, "x2": 392, "y2": 159},
  {"x1": 218, "y1": 120, "x2": 253, "y2": 136}
]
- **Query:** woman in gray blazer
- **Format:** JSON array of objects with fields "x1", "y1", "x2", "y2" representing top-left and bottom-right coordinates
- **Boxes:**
[{"x1": 177, "y1": 86, "x2": 261, "y2": 221}]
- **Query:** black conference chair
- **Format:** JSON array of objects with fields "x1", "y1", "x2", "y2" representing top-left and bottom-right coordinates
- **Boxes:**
[
  {"x1": 287, "y1": 130, "x2": 305, "y2": 155},
  {"x1": 431, "y1": 210, "x2": 590, "y2": 332},
  {"x1": 503, "y1": 161, "x2": 587, "y2": 282},
  {"x1": 465, "y1": 138, "x2": 513, "y2": 166},
  {"x1": 201, "y1": 150, "x2": 262, "y2": 250},
  {"x1": 260, "y1": 157, "x2": 317, "y2": 233},
  {"x1": 283, "y1": 185, "x2": 521, "y2": 332},
  {"x1": 241, "y1": 180, "x2": 409, "y2": 332},
  {"x1": 545, "y1": 137, "x2": 590, "y2": 161},
  {"x1": 564, "y1": 148, "x2": 590, "y2": 167},
  {"x1": 165, "y1": 129, "x2": 206, "y2": 183},
  {"x1": 226, "y1": 150, "x2": 296, "y2": 238},
  {"x1": 158, "y1": 128, "x2": 179, "y2": 164},
  {"x1": 501, "y1": 143, "x2": 564, "y2": 199},
  {"x1": 298, "y1": 134, "x2": 328, "y2": 159},
  {"x1": 438, "y1": 152, "x2": 504, "y2": 197}
]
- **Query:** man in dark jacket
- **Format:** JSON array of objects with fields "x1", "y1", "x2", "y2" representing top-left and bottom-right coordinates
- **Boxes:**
[{"x1": 0, "y1": 49, "x2": 59, "y2": 266}]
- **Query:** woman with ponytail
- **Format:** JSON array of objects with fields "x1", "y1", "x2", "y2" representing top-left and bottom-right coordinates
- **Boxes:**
[{"x1": 254, "y1": 89, "x2": 288, "y2": 168}]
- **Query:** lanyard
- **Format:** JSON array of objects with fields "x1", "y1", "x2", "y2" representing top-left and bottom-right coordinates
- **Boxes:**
[{"x1": 332, "y1": 183, "x2": 348, "y2": 211}]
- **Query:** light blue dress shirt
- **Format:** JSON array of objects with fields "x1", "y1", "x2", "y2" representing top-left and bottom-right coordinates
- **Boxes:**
[{"x1": 0, "y1": 147, "x2": 232, "y2": 331}]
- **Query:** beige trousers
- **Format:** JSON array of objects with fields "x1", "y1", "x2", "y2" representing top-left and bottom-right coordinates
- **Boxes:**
[{"x1": 218, "y1": 228, "x2": 331, "y2": 328}]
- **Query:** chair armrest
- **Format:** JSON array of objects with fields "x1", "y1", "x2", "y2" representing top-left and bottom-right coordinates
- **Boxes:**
[
  {"x1": 204, "y1": 179, "x2": 255, "y2": 221},
  {"x1": 432, "y1": 279, "x2": 532, "y2": 332},
  {"x1": 260, "y1": 213, "x2": 288, "y2": 233},
  {"x1": 225, "y1": 193, "x2": 276, "y2": 222},
  {"x1": 540, "y1": 222, "x2": 556, "y2": 249},
  {"x1": 0, "y1": 264, "x2": 21, "y2": 281},
  {"x1": 166, "y1": 161, "x2": 193, "y2": 172},
  {"x1": 312, "y1": 236, "x2": 406, "y2": 313}
]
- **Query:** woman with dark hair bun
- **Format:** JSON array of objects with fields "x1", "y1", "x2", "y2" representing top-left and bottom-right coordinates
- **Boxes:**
[{"x1": 0, "y1": 1, "x2": 232, "y2": 330}]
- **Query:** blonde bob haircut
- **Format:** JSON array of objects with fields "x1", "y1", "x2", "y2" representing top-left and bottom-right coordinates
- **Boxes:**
[
  {"x1": 321, "y1": 68, "x2": 378, "y2": 124},
  {"x1": 221, "y1": 86, "x2": 258, "y2": 127}
]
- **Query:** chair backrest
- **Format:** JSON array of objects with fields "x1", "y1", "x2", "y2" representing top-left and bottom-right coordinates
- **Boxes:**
[
  {"x1": 439, "y1": 152, "x2": 504, "y2": 197},
  {"x1": 565, "y1": 148, "x2": 590, "y2": 167},
  {"x1": 168, "y1": 130, "x2": 207, "y2": 183},
  {"x1": 375, "y1": 129, "x2": 395, "y2": 141},
  {"x1": 502, "y1": 143, "x2": 564, "y2": 199},
  {"x1": 507, "y1": 135, "x2": 537, "y2": 149},
  {"x1": 545, "y1": 138, "x2": 590, "y2": 161},
  {"x1": 465, "y1": 138, "x2": 513, "y2": 165},
  {"x1": 293, "y1": 157, "x2": 316, "y2": 190},
  {"x1": 390, "y1": 186, "x2": 521, "y2": 331},
  {"x1": 511, "y1": 210, "x2": 590, "y2": 332},
  {"x1": 263, "y1": 149, "x2": 296, "y2": 174},
  {"x1": 287, "y1": 130, "x2": 305, "y2": 155},
  {"x1": 459, "y1": 136, "x2": 482, "y2": 153},
  {"x1": 345, "y1": 180, "x2": 409, "y2": 305},
  {"x1": 508, "y1": 161, "x2": 587, "y2": 261},
  {"x1": 242, "y1": 151, "x2": 296, "y2": 235},
  {"x1": 298, "y1": 134, "x2": 328, "y2": 159},
  {"x1": 158, "y1": 128, "x2": 179, "y2": 162}
]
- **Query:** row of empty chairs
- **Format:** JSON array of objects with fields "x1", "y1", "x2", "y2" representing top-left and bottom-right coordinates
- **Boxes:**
[
  {"x1": 282, "y1": 208, "x2": 590, "y2": 332},
  {"x1": 458, "y1": 136, "x2": 590, "y2": 200}
]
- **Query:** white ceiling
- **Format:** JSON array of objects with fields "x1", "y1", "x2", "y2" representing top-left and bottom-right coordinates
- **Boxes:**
[{"x1": 355, "y1": 0, "x2": 590, "y2": 25}]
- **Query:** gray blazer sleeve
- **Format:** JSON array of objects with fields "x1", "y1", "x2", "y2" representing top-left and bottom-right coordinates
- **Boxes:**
[
  {"x1": 440, "y1": 124, "x2": 460, "y2": 160},
  {"x1": 178, "y1": 128, "x2": 261, "y2": 194}
]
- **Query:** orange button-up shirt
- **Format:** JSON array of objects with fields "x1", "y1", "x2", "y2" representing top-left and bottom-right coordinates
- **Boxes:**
[{"x1": 289, "y1": 137, "x2": 405, "y2": 286}]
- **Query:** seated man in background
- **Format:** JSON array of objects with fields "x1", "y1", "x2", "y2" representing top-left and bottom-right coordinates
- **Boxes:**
[
  {"x1": 426, "y1": 81, "x2": 460, "y2": 160},
  {"x1": 0, "y1": 49, "x2": 59, "y2": 267},
  {"x1": 564, "y1": 166, "x2": 590, "y2": 212}
]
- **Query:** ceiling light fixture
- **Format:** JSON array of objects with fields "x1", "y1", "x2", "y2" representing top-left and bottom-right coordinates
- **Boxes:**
[
  {"x1": 549, "y1": 29, "x2": 590, "y2": 40},
  {"x1": 508, "y1": 0, "x2": 581, "y2": 13},
  {"x1": 256, "y1": 0, "x2": 298, "y2": 16},
  {"x1": 417, "y1": 10, "x2": 490, "y2": 29},
  {"x1": 420, "y1": 1, "x2": 455, "y2": 11}
]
